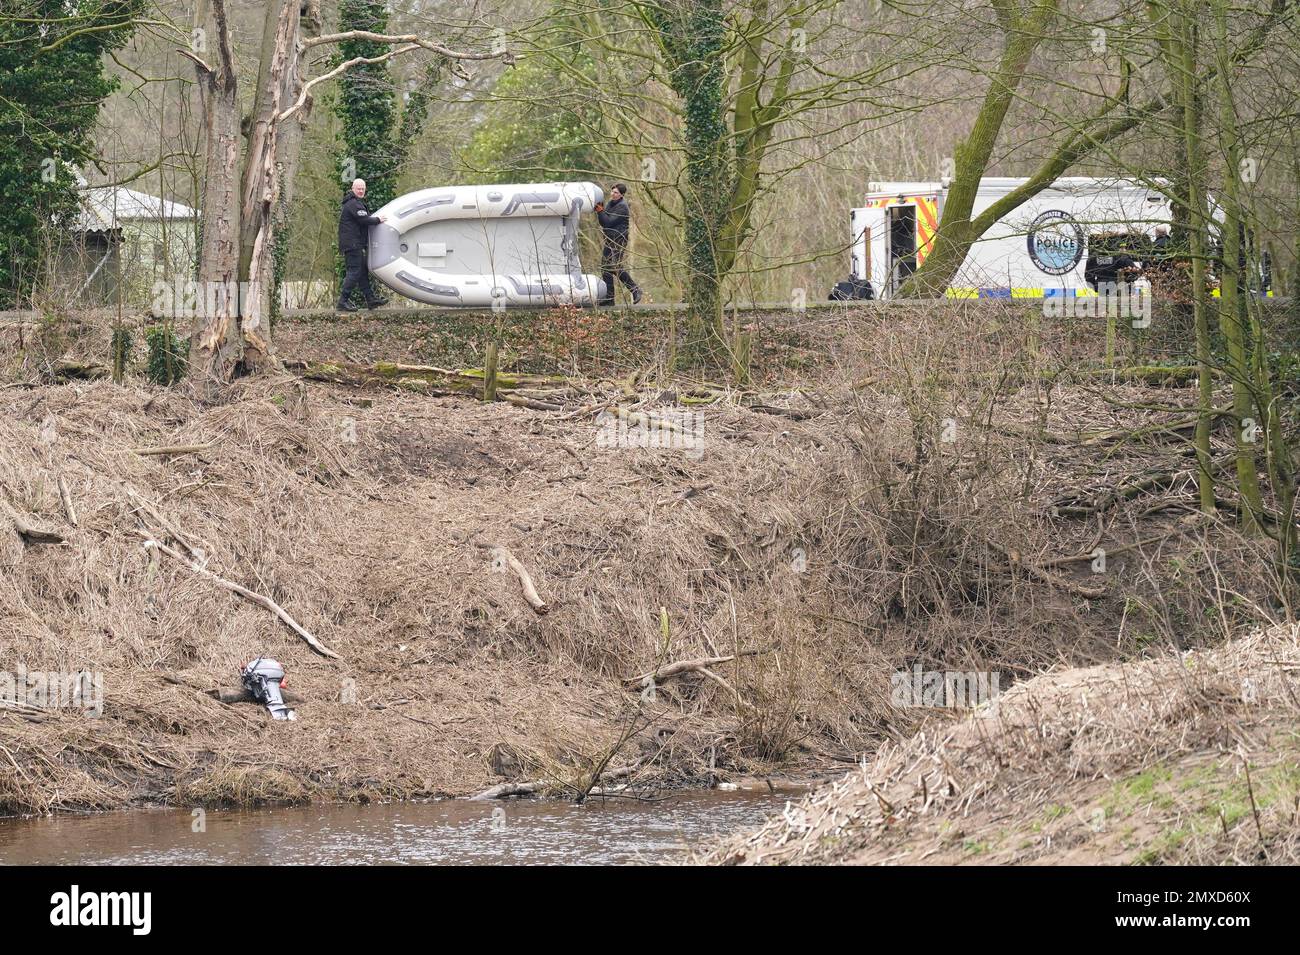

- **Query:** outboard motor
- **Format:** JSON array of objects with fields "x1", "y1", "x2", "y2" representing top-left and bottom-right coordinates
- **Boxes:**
[{"x1": 241, "y1": 657, "x2": 296, "y2": 721}]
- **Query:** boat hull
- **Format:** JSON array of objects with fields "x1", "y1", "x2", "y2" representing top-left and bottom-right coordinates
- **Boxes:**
[{"x1": 368, "y1": 182, "x2": 607, "y2": 307}]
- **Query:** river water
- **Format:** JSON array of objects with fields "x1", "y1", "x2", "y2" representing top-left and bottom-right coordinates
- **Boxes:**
[{"x1": 0, "y1": 791, "x2": 788, "y2": 865}]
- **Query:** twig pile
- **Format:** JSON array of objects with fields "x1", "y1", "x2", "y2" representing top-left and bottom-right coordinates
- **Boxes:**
[{"x1": 699, "y1": 623, "x2": 1300, "y2": 865}]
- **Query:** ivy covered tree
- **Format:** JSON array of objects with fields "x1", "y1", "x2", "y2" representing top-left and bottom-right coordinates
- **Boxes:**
[
  {"x1": 520, "y1": 0, "x2": 908, "y2": 370},
  {"x1": 334, "y1": 0, "x2": 400, "y2": 210},
  {"x1": 641, "y1": 0, "x2": 730, "y2": 363},
  {"x1": 331, "y1": 0, "x2": 446, "y2": 296},
  {"x1": 0, "y1": 0, "x2": 143, "y2": 306}
]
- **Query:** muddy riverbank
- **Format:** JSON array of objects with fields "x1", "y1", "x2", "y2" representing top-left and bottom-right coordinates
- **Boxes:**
[{"x1": 3, "y1": 304, "x2": 1281, "y2": 818}]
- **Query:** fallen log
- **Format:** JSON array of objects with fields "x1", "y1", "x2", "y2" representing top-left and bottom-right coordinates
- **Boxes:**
[
  {"x1": 140, "y1": 534, "x2": 341, "y2": 659},
  {"x1": 469, "y1": 780, "x2": 546, "y2": 800},
  {"x1": 207, "y1": 686, "x2": 306, "y2": 705},
  {"x1": 450, "y1": 365, "x2": 567, "y2": 388},
  {"x1": 3, "y1": 504, "x2": 66, "y2": 545},
  {"x1": 477, "y1": 542, "x2": 549, "y2": 614},
  {"x1": 50, "y1": 359, "x2": 108, "y2": 382},
  {"x1": 470, "y1": 764, "x2": 641, "y2": 801},
  {"x1": 626, "y1": 654, "x2": 739, "y2": 685},
  {"x1": 616, "y1": 406, "x2": 689, "y2": 434},
  {"x1": 503, "y1": 394, "x2": 563, "y2": 411},
  {"x1": 746, "y1": 403, "x2": 814, "y2": 420},
  {"x1": 130, "y1": 442, "x2": 217, "y2": 457},
  {"x1": 1071, "y1": 365, "x2": 1201, "y2": 386},
  {"x1": 285, "y1": 358, "x2": 563, "y2": 395},
  {"x1": 624, "y1": 649, "x2": 767, "y2": 686}
]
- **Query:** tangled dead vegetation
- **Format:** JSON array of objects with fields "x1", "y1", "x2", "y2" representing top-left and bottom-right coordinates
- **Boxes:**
[
  {"x1": 0, "y1": 363, "x2": 885, "y2": 813},
  {"x1": 1, "y1": 303, "x2": 1292, "y2": 815},
  {"x1": 698, "y1": 623, "x2": 1300, "y2": 865}
]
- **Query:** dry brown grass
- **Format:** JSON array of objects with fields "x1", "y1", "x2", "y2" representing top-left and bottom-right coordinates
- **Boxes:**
[
  {"x1": 0, "y1": 360, "x2": 888, "y2": 813},
  {"x1": 0, "y1": 303, "x2": 1290, "y2": 817},
  {"x1": 698, "y1": 622, "x2": 1300, "y2": 865}
]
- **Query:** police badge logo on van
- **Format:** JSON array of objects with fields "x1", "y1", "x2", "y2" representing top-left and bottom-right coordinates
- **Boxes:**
[{"x1": 1026, "y1": 210, "x2": 1085, "y2": 275}]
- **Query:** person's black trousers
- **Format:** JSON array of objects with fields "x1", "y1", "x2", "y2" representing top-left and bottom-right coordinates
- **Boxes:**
[
  {"x1": 600, "y1": 245, "x2": 640, "y2": 305},
  {"x1": 339, "y1": 248, "x2": 379, "y2": 306}
]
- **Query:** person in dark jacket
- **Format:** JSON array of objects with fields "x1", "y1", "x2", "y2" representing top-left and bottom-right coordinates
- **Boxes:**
[
  {"x1": 595, "y1": 183, "x2": 642, "y2": 306},
  {"x1": 1151, "y1": 224, "x2": 1172, "y2": 255},
  {"x1": 337, "y1": 178, "x2": 388, "y2": 312},
  {"x1": 1084, "y1": 232, "x2": 1140, "y2": 292}
]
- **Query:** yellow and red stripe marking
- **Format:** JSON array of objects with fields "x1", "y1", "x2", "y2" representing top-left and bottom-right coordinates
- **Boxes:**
[
  {"x1": 864, "y1": 195, "x2": 939, "y2": 265},
  {"x1": 914, "y1": 197, "x2": 938, "y2": 265}
]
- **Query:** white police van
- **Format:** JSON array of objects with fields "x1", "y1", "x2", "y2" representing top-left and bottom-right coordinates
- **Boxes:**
[{"x1": 849, "y1": 177, "x2": 1175, "y2": 300}]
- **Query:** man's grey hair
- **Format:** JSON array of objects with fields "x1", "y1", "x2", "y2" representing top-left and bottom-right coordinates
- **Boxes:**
[{"x1": 352, "y1": 179, "x2": 366, "y2": 190}]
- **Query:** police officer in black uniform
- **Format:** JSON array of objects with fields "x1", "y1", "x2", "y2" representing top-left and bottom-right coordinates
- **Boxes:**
[
  {"x1": 337, "y1": 178, "x2": 388, "y2": 312},
  {"x1": 595, "y1": 183, "x2": 642, "y2": 306},
  {"x1": 1084, "y1": 232, "x2": 1140, "y2": 293}
]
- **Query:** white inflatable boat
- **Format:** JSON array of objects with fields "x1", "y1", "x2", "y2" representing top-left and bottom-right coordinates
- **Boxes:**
[{"x1": 368, "y1": 181, "x2": 607, "y2": 307}]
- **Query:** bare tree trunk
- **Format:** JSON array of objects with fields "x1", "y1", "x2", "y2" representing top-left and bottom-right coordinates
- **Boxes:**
[
  {"x1": 1171, "y1": 3, "x2": 1217, "y2": 514},
  {"x1": 238, "y1": 0, "x2": 302, "y2": 372},
  {"x1": 238, "y1": 0, "x2": 291, "y2": 278},
  {"x1": 276, "y1": 1, "x2": 323, "y2": 210},
  {"x1": 1211, "y1": 0, "x2": 1264, "y2": 532},
  {"x1": 188, "y1": 0, "x2": 241, "y2": 391}
]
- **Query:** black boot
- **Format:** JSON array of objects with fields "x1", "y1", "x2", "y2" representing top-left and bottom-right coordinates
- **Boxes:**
[
  {"x1": 365, "y1": 295, "x2": 389, "y2": 309},
  {"x1": 631, "y1": 286, "x2": 643, "y2": 305},
  {"x1": 337, "y1": 300, "x2": 360, "y2": 313}
]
